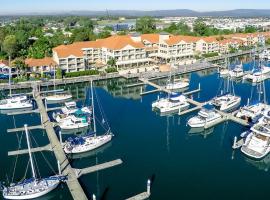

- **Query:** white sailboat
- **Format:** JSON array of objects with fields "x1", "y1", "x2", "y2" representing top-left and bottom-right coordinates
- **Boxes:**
[
  {"x1": 219, "y1": 57, "x2": 230, "y2": 76},
  {"x1": 259, "y1": 49, "x2": 270, "y2": 60},
  {"x1": 1, "y1": 125, "x2": 66, "y2": 199},
  {"x1": 165, "y1": 68, "x2": 189, "y2": 90},
  {"x1": 211, "y1": 78, "x2": 241, "y2": 112},
  {"x1": 187, "y1": 104, "x2": 222, "y2": 128},
  {"x1": 45, "y1": 68, "x2": 72, "y2": 104},
  {"x1": 63, "y1": 81, "x2": 113, "y2": 154},
  {"x1": 152, "y1": 93, "x2": 190, "y2": 113}
]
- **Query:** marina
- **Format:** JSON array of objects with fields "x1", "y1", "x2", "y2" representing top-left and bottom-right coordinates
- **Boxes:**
[{"x1": 1, "y1": 55, "x2": 270, "y2": 199}]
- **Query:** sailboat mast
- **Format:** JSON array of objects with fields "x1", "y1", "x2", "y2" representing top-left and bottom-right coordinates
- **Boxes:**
[
  {"x1": 91, "y1": 80, "x2": 97, "y2": 135},
  {"x1": 24, "y1": 124, "x2": 36, "y2": 179},
  {"x1": 53, "y1": 66, "x2": 56, "y2": 91},
  {"x1": 8, "y1": 66, "x2": 11, "y2": 96}
]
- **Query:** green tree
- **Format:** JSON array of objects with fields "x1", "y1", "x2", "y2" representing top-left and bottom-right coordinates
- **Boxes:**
[
  {"x1": 28, "y1": 37, "x2": 51, "y2": 59},
  {"x1": 193, "y1": 20, "x2": 209, "y2": 36},
  {"x1": 12, "y1": 58, "x2": 28, "y2": 76},
  {"x1": 245, "y1": 26, "x2": 257, "y2": 33},
  {"x1": 107, "y1": 58, "x2": 116, "y2": 67},
  {"x1": 56, "y1": 67, "x2": 62, "y2": 79},
  {"x1": 136, "y1": 16, "x2": 156, "y2": 33},
  {"x1": 98, "y1": 31, "x2": 111, "y2": 39},
  {"x1": 3, "y1": 35, "x2": 18, "y2": 58}
]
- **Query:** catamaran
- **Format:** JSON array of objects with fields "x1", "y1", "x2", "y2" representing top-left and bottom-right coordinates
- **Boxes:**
[
  {"x1": 152, "y1": 93, "x2": 190, "y2": 113},
  {"x1": 63, "y1": 81, "x2": 113, "y2": 154},
  {"x1": 1, "y1": 125, "x2": 66, "y2": 199},
  {"x1": 229, "y1": 63, "x2": 244, "y2": 78},
  {"x1": 187, "y1": 104, "x2": 222, "y2": 128},
  {"x1": 241, "y1": 120, "x2": 270, "y2": 159}
]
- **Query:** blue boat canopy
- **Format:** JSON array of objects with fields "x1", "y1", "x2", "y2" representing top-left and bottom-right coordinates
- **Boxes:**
[{"x1": 170, "y1": 92, "x2": 182, "y2": 98}]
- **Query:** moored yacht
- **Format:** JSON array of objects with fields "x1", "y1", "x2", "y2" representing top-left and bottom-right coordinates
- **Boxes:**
[
  {"x1": 241, "y1": 121, "x2": 270, "y2": 159},
  {"x1": 165, "y1": 78, "x2": 189, "y2": 90},
  {"x1": 229, "y1": 63, "x2": 244, "y2": 78},
  {"x1": 187, "y1": 104, "x2": 222, "y2": 128},
  {"x1": 236, "y1": 102, "x2": 268, "y2": 123},
  {"x1": 211, "y1": 93, "x2": 241, "y2": 112},
  {"x1": 0, "y1": 95, "x2": 32, "y2": 111},
  {"x1": 1, "y1": 125, "x2": 66, "y2": 199},
  {"x1": 152, "y1": 93, "x2": 189, "y2": 113},
  {"x1": 58, "y1": 114, "x2": 90, "y2": 130},
  {"x1": 61, "y1": 101, "x2": 91, "y2": 115},
  {"x1": 243, "y1": 65, "x2": 270, "y2": 83},
  {"x1": 63, "y1": 80, "x2": 113, "y2": 154},
  {"x1": 45, "y1": 93, "x2": 72, "y2": 104}
]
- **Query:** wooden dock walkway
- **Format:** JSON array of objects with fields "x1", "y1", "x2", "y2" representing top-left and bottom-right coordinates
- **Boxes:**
[
  {"x1": 33, "y1": 90, "x2": 89, "y2": 200},
  {"x1": 7, "y1": 125, "x2": 44, "y2": 133},
  {"x1": 75, "y1": 159, "x2": 123, "y2": 178},
  {"x1": 126, "y1": 192, "x2": 150, "y2": 200},
  {"x1": 8, "y1": 144, "x2": 52, "y2": 156}
]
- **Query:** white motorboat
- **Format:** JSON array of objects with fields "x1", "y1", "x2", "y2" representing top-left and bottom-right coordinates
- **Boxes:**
[
  {"x1": 259, "y1": 50, "x2": 270, "y2": 60},
  {"x1": 1, "y1": 125, "x2": 66, "y2": 200},
  {"x1": 212, "y1": 93, "x2": 241, "y2": 112},
  {"x1": 61, "y1": 101, "x2": 91, "y2": 115},
  {"x1": 236, "y1": 102, "x2": 268, "y2": 123},
  {"x1": 63, "y1": 80, "x2": 113, "y2": 154},
  {"x1": 219, "y1": 69, "x2": 229, "y2": 76},
  {"x1": 0, "y1": 67, "x2": 32, "y2": 111},
  {"x1": 187, "y1": 104, "x2": 222, "y2": 128},
  {"x1": 58, "y1": 115, "x2": 90, "y2": 130},
  {"x1": 241, "y1": 121, "x2": 270, "y2": 159},
  {"x1": 229, "y1": 63, "x2": 244, "y2": 78},
  {"x1": 165, "y1": 78, "x2": 189, "y2": 90},
  {"x1": 152, "y1": 93, "x2": 190, "y2": 113},
  {"x1": 0, "y1": 95, "x2": 32, "y2": 111}
]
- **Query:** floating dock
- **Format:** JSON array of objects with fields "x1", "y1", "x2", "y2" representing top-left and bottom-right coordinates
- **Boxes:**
[{"x1": 8, "y1": 144, "x2": 52, "y2": 156}]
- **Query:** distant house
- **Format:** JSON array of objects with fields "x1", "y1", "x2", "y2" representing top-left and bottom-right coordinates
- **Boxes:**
[
  {"x1": 25, "y1": 57, "x2": 56, "y2": 73},
  {"x1": 0, "y1": 60, "x2": 10, "y2": 74}
]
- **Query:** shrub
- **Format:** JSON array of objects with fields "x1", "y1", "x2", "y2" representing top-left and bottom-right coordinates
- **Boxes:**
[
  {"x1": 202, "y1": 52, "x2": 219, "y2": 58},
  {"x1": 105, "y1": 67, "x2": 118, "y2": 73},
  {"x1": 65, "y1": 69, "x2": 99, "y2": 78}
]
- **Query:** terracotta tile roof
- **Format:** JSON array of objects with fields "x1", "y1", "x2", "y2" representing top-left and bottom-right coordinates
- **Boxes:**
[
  {"x1": 219, "y1": 38, "x2": 244, "y2": 45},
  {"x1": 25, "y1": 57, "x2": 56, "y2": 67},
  {"x1": 141, "y1": 34, "x2": 160, "y2": 43},
  {"x1": 200, "y1": 37, "x2": 218, "y2": 43},
  {"x1": 165, "y1": 35, "x2": 199, "y2": 45},
  {"x1": 0, "y1": 59, "x2": 9, "y2": 66},
  {"x1": 102, "y1": 35, "x2": 145, "y2": 50}
]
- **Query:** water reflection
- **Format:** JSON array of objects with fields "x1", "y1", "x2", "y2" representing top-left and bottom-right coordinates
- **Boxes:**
[
  {"x1": 245, "y1": 154, "x2": 270, "y2": 172},
  {"x1": 188, "y1": 127, "x2": 214, "y2": 138}
]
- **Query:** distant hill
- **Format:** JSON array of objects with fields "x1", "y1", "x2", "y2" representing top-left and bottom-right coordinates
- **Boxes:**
[{"x1": 2, "y1": 9, "x2": 270, "y2": 17}]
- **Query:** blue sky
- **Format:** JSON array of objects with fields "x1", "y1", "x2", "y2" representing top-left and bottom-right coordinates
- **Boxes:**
[{"x1": 0, "y1": 0, "x2": 270, "y2": 13}]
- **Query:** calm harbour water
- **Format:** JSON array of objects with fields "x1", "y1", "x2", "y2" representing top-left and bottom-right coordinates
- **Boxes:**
[{"x1": 1, "y1": 57, "x2": 270, "y2": 200}]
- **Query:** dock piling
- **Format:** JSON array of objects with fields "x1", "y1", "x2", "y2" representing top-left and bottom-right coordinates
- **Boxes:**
[
  {"x1": 92, "y1": 194, "x2": 96, "y2": 200},
  {"x1": 232, "y1": 136, "x2": 237, "y2": 149},
  {"x1": 147, "y1": 179, "x2": 151, "y2": 195}
]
